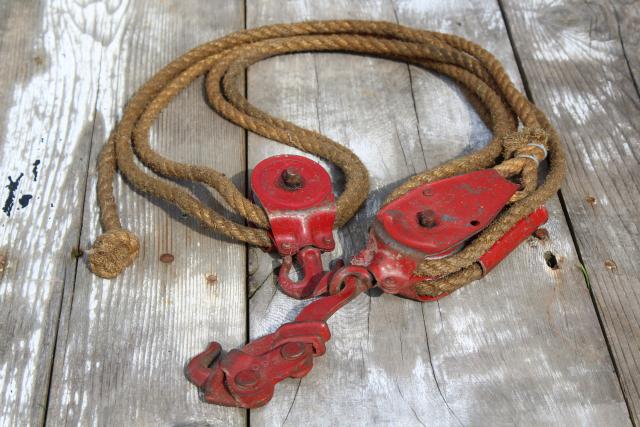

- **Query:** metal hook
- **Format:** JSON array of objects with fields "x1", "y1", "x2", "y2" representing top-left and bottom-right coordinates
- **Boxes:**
[
  {"x1": 277, "y1": 246, "x2": 343, "y2": 299},
  {"x1": 186, "y1": 266, "x2": 371, "y2": 408}
]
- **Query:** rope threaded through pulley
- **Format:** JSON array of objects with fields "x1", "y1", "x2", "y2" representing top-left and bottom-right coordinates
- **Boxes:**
[{"x1": 88, "y1": 20, "x2": 565, "y2": 297}]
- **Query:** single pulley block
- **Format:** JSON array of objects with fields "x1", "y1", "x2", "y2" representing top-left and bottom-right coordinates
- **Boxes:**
[
  {"x1": 251, "y1": 155, "x2": 336, "y2": 255},
  {"x1": 351, "y1": 169, "x2": 548, "y2": 301},
  {"x1": 251, "y1": 155, "x2": 338, "y2": 298}
]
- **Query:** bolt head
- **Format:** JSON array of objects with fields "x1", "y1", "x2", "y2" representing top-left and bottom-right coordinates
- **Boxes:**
[
  {"x1": 234, "y1": 369, "x2": 259, "y2": 389},
  {"x1": 280, "y1": 342, "x2": 306, "y2": 360},
  {"x1": 281, "y1": 167, "x2": 303, "y2": 190},
  {"x1": 417, "y1": 209, "x2": 437, "y2": 228}
]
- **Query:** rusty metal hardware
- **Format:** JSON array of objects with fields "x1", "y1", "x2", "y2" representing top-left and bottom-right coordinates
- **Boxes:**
[
  {"x1": 352, "y1": 205, "x2": 549, "y2": 301},
  {"x1": 376, "y1": 169, "x2": 519, "y2": 258},
  {"x1": 187, "y1": 157, "x2": 550, "y2": 408},
  {"x1": 185, "y1": 269, "x2": 373, "y2": 408},
  {"x1": 278, "y1": 247, "x2": 345, "y2": 298},
  {"x1": 350, "y1": 169, "x2": 549, "y2": 301},
  {"x1": 251, "y1": 155, "x2": 337, "y2": 299}
]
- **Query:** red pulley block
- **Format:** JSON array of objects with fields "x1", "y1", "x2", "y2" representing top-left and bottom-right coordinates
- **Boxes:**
[
  {"x1": 251, "y1": 155, "x2": 336, "y2": 255},
  {"x1": 251, "y1": 155, "x2": 340, "y2": 299},
  {"x1": 352, "y1": 169, "x2": 548, "y2": 301}
]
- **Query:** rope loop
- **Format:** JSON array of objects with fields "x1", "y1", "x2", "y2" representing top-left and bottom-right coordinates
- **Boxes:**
[
  {"x1": 87, "y1": 20, "x2": 565, "y2": 297},
  {"x1": 493, "y1": 127, "x2": 549, "y2": 202}
]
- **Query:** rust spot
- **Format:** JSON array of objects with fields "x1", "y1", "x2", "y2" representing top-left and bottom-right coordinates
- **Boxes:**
[
  {"x1": 160, "y1": 253, "x2": 175, "y2": 263},
  {"x1": 533, "y1": 228, "x2": 550, "y2": 241},
  {"x1": 71, "y1": 247, "x2": 84, "y2": 258},
  {"x1": 585, "y1": 195, "x2": 597, "y2": 207},
  {"x1": 604, "y1": 259, "x2": 617, "y2": 271},
  {"x1": 206, "y1": 274, "x2": 218, "y2": 285}
]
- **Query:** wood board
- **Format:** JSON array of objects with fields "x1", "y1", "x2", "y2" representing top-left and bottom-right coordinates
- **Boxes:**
[
  {"x1": 245, "y1": 0, "x2": 630, "y2": 425},
  {"x1": 0, "y1": 0, "x2": 634, "y2": 425},
  {"x1": 501, "y1": 0, "x2": 640, "y2": 422},
  {"x1": 45, "y1": 1, "x2": 247, "y2": 425}
]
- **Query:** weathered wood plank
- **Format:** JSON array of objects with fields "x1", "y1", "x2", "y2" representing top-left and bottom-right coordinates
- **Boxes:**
[
  {"x1": 501, "y1": 0, "x2": 640, "y2": 422},
  {"x1": 45, "y1": 1, "x2": 247, "y2": 425},
  {"x1": 246, "y1": 0, "x2": 630, "y2": 425},
  {"x1": 610, "y1": 0, "x2": 640, "y2": 91},
  {"x1": 0, "y1": 0, "x2": 116, "y2": 424}
]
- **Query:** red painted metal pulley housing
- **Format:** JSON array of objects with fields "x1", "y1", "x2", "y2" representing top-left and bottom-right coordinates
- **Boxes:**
[
  {"x1": 352, "y1": 169, "x2": 549, "y2": 301},
  {"x1": 251, "y1": 155, "x2": 336, "y2": 256}
]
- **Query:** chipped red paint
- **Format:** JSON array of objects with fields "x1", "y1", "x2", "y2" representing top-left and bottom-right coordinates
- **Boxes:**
[
  {"x1": 252, "y1": 155, "x2": 338, "y2": 299},
  {"x1": 478, "y1": 206, "x2": 549, "y2": 274},
  {"x1": 377, "y1": 169, "x2": 519, "y2": 257}
]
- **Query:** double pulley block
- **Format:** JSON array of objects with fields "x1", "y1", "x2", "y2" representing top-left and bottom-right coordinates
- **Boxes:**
[{"x1": 186, "y1": 155, "x2": 548, "y2": 408}]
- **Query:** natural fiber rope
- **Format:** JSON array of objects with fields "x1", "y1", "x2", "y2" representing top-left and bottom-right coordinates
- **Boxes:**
[{"x1": 88, "y1": 20, "x2": 565, "y2": 297}]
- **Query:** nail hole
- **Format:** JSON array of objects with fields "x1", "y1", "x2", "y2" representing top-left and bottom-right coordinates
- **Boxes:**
[
  {"x1": 469, "y1": 220, "x2": 480, "y2": 226},
  {"x1": 71, "y1": 247, "x2": 84, "y2": 258},
  {"x1": 533, "y1": 228, "x2": 549, "y2": 241},
  {"x1": 160, "y1": 253, "x2": 175, "y2": 263},
  {"x1": 544, "y1": 251, "x2": 559, "y2": 269},
  {"x1": 604, "y1": 259, "x2": 617, "y2": 271}
]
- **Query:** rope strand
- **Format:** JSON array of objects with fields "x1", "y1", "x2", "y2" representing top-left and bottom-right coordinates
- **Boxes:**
[{"x1": 88, "y1": 20, "x2": 565, "y2": 296}]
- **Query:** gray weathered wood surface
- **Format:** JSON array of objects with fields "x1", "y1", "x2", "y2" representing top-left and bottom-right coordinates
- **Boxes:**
[
  {"x1": 0, "y1": 0, "x2": 636, "y2": 425},
  {"x1": 246, "y1": 0, "x2": 629, "y2": 425},
  {"x1": 44, "y1": 1, "x2": 247, "y2": 426},
  {"x1": 0, "y1": 0, "x2": 112, "y2": 424},
  {"x1": 501, "y1": 0, "x2": 640, "y2": 422}
]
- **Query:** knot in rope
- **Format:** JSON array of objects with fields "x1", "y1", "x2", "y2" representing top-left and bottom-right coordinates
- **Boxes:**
[
  {"x1": 493, "y1": 127, "x2": 549, "y2": 202},
  {"x1": 88, "y1": 229, "x2": 140, "y2": 279}
]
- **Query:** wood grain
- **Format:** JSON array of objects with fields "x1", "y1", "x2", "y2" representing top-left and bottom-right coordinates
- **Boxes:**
[
  {"x1": 44, "y1": 1, "x2": 247, "y2": 425},
  {"x1": 0, "y1": 0, "x2": 114, "y2": 424},
  {"x1": 611, "y1": 0, "x2": 640, "y2": 91},
  {"x1": 246, "y1": 0, "x2": 630, "y2": 425},
  {"x1": 0, "y1": 0, "x2": 634, "y2": 425},
  {"x1": 501, "y1": 0, "x2": 640, "y2": 422}
]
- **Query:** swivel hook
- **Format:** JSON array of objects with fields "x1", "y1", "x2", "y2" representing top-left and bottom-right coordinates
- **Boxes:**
[{"x1": 278, "y1": 246, "x2": 344, "y2": 299}]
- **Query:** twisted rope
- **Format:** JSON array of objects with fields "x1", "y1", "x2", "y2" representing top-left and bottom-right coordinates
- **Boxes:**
[{"x1": 89, "y1": 20, "x2": 564, "y2": 297}]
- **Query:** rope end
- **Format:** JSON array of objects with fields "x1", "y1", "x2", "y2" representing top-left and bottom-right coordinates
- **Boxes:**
[{"x1": 88, "y1": 229, "x2": 140, "y2": 279}]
